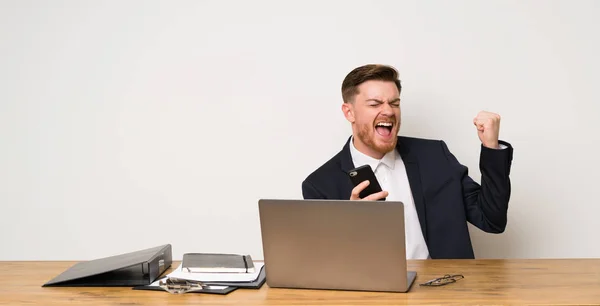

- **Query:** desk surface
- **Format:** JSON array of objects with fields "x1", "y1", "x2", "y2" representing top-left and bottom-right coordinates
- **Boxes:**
[{"x1": 1, "y1": 259, "x2": 599, "y2": 305}]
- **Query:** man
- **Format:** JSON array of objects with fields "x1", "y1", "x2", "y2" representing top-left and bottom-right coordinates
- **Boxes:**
[{"x1": 301, "y1": 64, "x2": 513, "y2": 259}]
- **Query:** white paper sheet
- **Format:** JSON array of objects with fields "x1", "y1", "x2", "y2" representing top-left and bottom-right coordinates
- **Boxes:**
[{"x1": 166, "y1": 262, "x2": 265, "y2": 283}]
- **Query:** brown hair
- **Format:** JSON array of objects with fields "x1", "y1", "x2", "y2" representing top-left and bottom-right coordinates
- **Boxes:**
[{"x1": 341, "y1": 64, "x2": 401, "y2": 103}]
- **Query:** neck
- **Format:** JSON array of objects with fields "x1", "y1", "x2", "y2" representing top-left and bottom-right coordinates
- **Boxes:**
[{"x1": 352, "y1": 135, "x2": 385, "y2": 160}]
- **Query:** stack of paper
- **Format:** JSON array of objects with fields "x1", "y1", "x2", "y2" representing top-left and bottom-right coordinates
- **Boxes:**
[
  {"x1": 168, "y1": 262, "x2": 265, "y2": 283},
  {"x1": 133, "y1": 262, "x2": 266, "y2": 294}
]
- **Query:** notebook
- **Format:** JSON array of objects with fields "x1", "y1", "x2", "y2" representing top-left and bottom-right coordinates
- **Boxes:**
[{"x1": 182, "y1": 253, "x2": 255, "y2": 273}]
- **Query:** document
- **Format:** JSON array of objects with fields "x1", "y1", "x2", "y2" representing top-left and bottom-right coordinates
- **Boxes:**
[
  {"x1": 133, "y1": 262, "x2": 265, "y2": 294},
  {"x1": 167, "y1": 262, "x2": 265, "y2": 283}
]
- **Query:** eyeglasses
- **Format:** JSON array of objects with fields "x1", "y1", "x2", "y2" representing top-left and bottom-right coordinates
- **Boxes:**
[
  {"x1": 419, "y1": 274, "x2": 464, "y2": 287},
  {"x1": 158, "y1": 277, "x2": 206, "y2": 294}
]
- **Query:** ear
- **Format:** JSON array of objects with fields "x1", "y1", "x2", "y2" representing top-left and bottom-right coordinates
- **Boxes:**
[{"x1": 342, "y1": 103, "x2": 356, "y2": 123}]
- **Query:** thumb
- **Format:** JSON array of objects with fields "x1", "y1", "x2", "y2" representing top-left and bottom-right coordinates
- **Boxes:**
[{"x1": 474, "y1": 121, "x2": 485, "y2": 131}]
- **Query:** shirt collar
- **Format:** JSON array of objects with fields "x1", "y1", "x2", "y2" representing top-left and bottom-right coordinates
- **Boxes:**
[{"x1": 349, "y1": 136, "x2": 396, "y2": 171}]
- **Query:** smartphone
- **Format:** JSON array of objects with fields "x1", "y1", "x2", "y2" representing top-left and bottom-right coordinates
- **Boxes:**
[{"x1": 347, "y1": 164, "x2": 386, "y2": 201}]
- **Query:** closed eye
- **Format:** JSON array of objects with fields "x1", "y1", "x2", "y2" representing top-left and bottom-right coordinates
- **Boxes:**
[{"x1": 366, "y1": 99, "x2": 400, "y2": 107}]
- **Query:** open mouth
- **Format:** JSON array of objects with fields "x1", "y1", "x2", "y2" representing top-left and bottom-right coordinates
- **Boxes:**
[{"x1": 375, "y1": 121, "x2": 394, "y2": 137}]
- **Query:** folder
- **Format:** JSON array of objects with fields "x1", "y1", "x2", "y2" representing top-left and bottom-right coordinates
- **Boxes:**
[
  {"x1": 132, "y1": 264, "x2": 266, "y2": 294},
  {"x1": 134, "y1": 281, "x2": 239, "y2": 294},
  {"x1": 42, "y1": 244, "x2": 172, "y2": 287}
]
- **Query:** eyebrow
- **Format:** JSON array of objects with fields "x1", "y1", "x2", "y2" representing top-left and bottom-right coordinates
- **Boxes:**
[{"x1": 366, "y1": 98, "x2": 400, "y2": 103}]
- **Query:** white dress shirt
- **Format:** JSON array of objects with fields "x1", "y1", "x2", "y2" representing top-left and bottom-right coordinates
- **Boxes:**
[{"x1": 350, "y1": 138, "x2": 430, "y2": 259}]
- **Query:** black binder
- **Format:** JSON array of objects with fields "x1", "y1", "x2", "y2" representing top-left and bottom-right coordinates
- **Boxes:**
[
  {"x1": 42, "y1": 244, "x2": 172, "y2": 287},
  {"x1": 132, "y1": 264, "x2": 267, "y2": 294}
]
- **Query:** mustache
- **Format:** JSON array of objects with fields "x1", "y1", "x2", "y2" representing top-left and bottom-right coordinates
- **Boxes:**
[{"x1": 373, "y1": 116, "x2": 398, "y2": 124}]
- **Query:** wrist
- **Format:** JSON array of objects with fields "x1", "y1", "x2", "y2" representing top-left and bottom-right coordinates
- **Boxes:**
[{"x1": 482, "y1": 141, "x2": 499, "y2": 149}]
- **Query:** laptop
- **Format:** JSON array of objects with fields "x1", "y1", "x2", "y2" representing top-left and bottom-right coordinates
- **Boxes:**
[{"x1": 258, "y1": 199, "x2": 417, "y2": 292}]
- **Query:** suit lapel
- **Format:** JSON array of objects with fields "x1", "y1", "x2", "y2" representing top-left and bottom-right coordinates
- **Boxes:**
[
  {"x1": 339, "y1": 136, "x2": 356, "y2": 197},
  {"x1": 340, "y1": 136, "x2": 355, "y2": 172},
  {"x1": 396, "y1": 138, "x2": 428, "y2": 242}
]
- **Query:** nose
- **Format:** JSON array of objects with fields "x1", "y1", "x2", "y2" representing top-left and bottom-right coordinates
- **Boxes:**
[{"x1": 381, "y1": 102, "x2": 394, "y2": 116}]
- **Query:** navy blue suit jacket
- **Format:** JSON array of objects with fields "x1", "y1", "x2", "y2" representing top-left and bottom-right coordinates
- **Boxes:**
[{"x1": 301, "y1": 136, "x2": 513, "y2": 259}]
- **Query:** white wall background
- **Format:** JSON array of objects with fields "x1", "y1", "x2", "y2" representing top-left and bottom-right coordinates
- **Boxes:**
[{"x1": 1, "y1": 0, "x2": 599, "y2": 261}]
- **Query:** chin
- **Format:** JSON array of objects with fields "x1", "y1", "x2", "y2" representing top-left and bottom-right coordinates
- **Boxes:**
[
  {"x1": 373, "y1": 139, "x2": 397, "y2": 154},
  {"x1": 376, "y1": 144, "x2": 396, "y2": 154}
]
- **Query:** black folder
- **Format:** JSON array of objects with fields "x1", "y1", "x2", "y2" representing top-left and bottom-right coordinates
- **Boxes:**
[
  {"x1": 132, "y1": 264, "x2": 266, "y2": 294},
  {"x1": 42, "y1": 244, "x2": 172, "y2": 287}
]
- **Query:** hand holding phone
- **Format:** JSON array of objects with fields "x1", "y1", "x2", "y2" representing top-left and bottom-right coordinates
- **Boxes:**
[{"x1": 347, "y1": 165, "x2": 388, "y2": 201}]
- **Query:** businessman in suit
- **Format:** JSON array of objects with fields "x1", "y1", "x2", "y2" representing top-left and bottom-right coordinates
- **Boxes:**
[{"x1": 302, "y1": 64, "x2": 513, "y2": 259}]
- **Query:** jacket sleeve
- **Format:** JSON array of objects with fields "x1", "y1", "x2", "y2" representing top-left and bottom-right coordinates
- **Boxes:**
[
  {"x1": 441, "y1": 140, "x2": 513, "y2": 233},
  {"x1": 302, "y1": 179, "x2": 327, "y2": 199}
]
